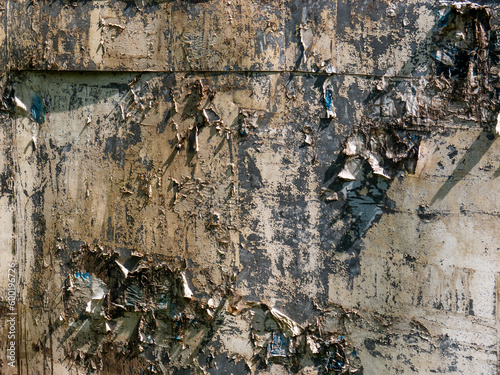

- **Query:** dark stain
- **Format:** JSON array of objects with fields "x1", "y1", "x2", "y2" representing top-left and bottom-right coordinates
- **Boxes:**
[
  {"x1": 104, "y1": 122, "x2": 142, "y2": 167},
  {"x1": 243, "y1": 152, "x2": 263, "y2": 189},
  {"x1": 433, "y1": 301, "x2": 444, "y2": 310},
  {"x1": 403, "y1": 253, "x2": 417, "y2": 270},
  {"x1": 106, "y1": 217, "x2": 114, "y2": 241},
  {"x1": 446, "y1": 145, "x2": 458, "y2": 161},
  {"x1": 467, "y1": 299, "x2": 475, "y2": 316},
  {"x1": 437, "y1": 334, "x2": 459, "y2": 353},
  {"x1": 364, "y1": 338, "x2": 376, "y2": 351},
  {"x1": 417, "y1": 205, "x2": 438, "y2": 221}
]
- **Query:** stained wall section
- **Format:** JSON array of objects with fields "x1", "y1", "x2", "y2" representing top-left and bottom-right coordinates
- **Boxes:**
[{"x1": 0, "y1": 1, "x2": 498, "y2": 374}]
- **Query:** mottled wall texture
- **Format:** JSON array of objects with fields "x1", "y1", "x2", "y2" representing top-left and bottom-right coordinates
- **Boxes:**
[{"x1": 0, "y1": 0, "x2": 499, "y2": 374}]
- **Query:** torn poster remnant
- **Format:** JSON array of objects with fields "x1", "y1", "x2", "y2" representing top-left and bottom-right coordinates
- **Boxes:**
[
  {"x1": 57, "y1": 243, "x2": 234, "y2": 373},
  {"x1": 434, "y1": 1, "x2": 490, "y2": 81},
  {"x1": 245, "y1": 303, "x2": 361, "y2": 373},
  {"x1": 338, "y1": 127, "x2": 420, "y2": 181}
]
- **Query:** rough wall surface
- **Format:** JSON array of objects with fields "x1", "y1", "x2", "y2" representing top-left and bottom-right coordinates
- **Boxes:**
[{"x1": 0, "y1": 0, "x2": 499, "y2": 374}]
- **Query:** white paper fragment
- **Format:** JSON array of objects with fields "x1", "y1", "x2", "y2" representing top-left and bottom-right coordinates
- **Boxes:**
[
  {"x1": 181, "y1": 272, "x2": 193, "y2": 299},
  {"x1": 367, "y1": 153, "x2": 392, "y2": 179},
  {"x1": 338, "y1": 157, "x2": 363, "y2": 180},
  {"x1": 377, "y1": 76, "x2": 388, "y2": 91},
  {"x1": 85, "y1": 277, "x2": 108, "y2": 314},
  {"x1": 270, "y1": 308, "x2": 303, "y2": 337},
  {"x1": 321, "y1": 188, "x2": 339, "y2": 201},
  {"x1": 91, "y1": 277, "x2": 108, "y2": 300},
  {"x1": 496, "y1": 113, "x2": 500, "y2": 135},
  {"x1": 67, "y1": 276, "x2": 75, "y2": 293},
  {"x1": 307, "y1": 336, "x2": 321, "y2": 354},
  {"x1": 401, "y1": 89, "x2": 419, "y2": 117},
  {"x1": 321, "y1": 60, "x2": 336, "y2": 74},
  {"x1": 202, "y1": 108, "x2": 221, "y2": 125},
  {"x1": 14, "y1": 97, "x2": 27, "y2": 113},
  {"x1": 325, "y1": 192, "x2": 338, "y2": 201},
  {"x1": 300, "y1": 25, "x2": 314, "y2": 61},
  {"x1": 194, "y1": 127, "x2": 199, "y2": 152},
  {"x1": 115, "y1": 260, "x2": 129, "y2": 278},
  {"x1": 386, "y1": 3, "x2": 396, "y2": 17},
  {"x1": 303, "y1": 125, "x2": 314, "y2": 145},
  {"x1": 344, "y1": 134, "x2": 365, "y2": 156},
  {"x1": 381, "y1": 96, "x2": 397, "y2": 117},
  {"x1": 435, "y1": 50, "x2": 453, "y2": 66},
  {"x1": 325, "y1": 64, "x2": 336, "y2": 74}
]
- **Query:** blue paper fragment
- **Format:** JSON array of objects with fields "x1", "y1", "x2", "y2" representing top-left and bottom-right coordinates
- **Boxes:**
[
  {"x1": 267, "y1": 331, "x2": 289, "y2": 358},
  {"x1": 324, "y1": 84, "x2": 336, "y2": 118},
  {"x1": 325, "y1": 90, "x2": 334, "y2": 111},
  {"x1": 31, "y1": 94, "x2": 45, "y2": 123},
  {"x1": 74, "y1": 272, "x2": 91, "y2": 283}
]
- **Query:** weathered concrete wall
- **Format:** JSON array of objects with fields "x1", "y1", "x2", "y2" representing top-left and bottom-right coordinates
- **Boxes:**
[{"x1": 0, "y1": 0, "x2": 499, "y2": 374}]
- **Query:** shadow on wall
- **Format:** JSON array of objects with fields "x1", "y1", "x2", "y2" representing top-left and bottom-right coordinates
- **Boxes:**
[
  {"x1": 430, "y1": 129, "x2": 496, "y2": 204},
  {"x1": 321, "y1": 1, "x2": 498, "y2": 277}
]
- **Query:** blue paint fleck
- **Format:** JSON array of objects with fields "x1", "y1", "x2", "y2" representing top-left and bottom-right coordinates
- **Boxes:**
[
  {"x1": 352, "y1": 348, "x2": 357, "y2": 357},
  {"x1": 74, "y1": 272, "x2": 91, "y2": 283},
  {"x1": 31, "y1": 94, "x2": 45, "y2": 124}
]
